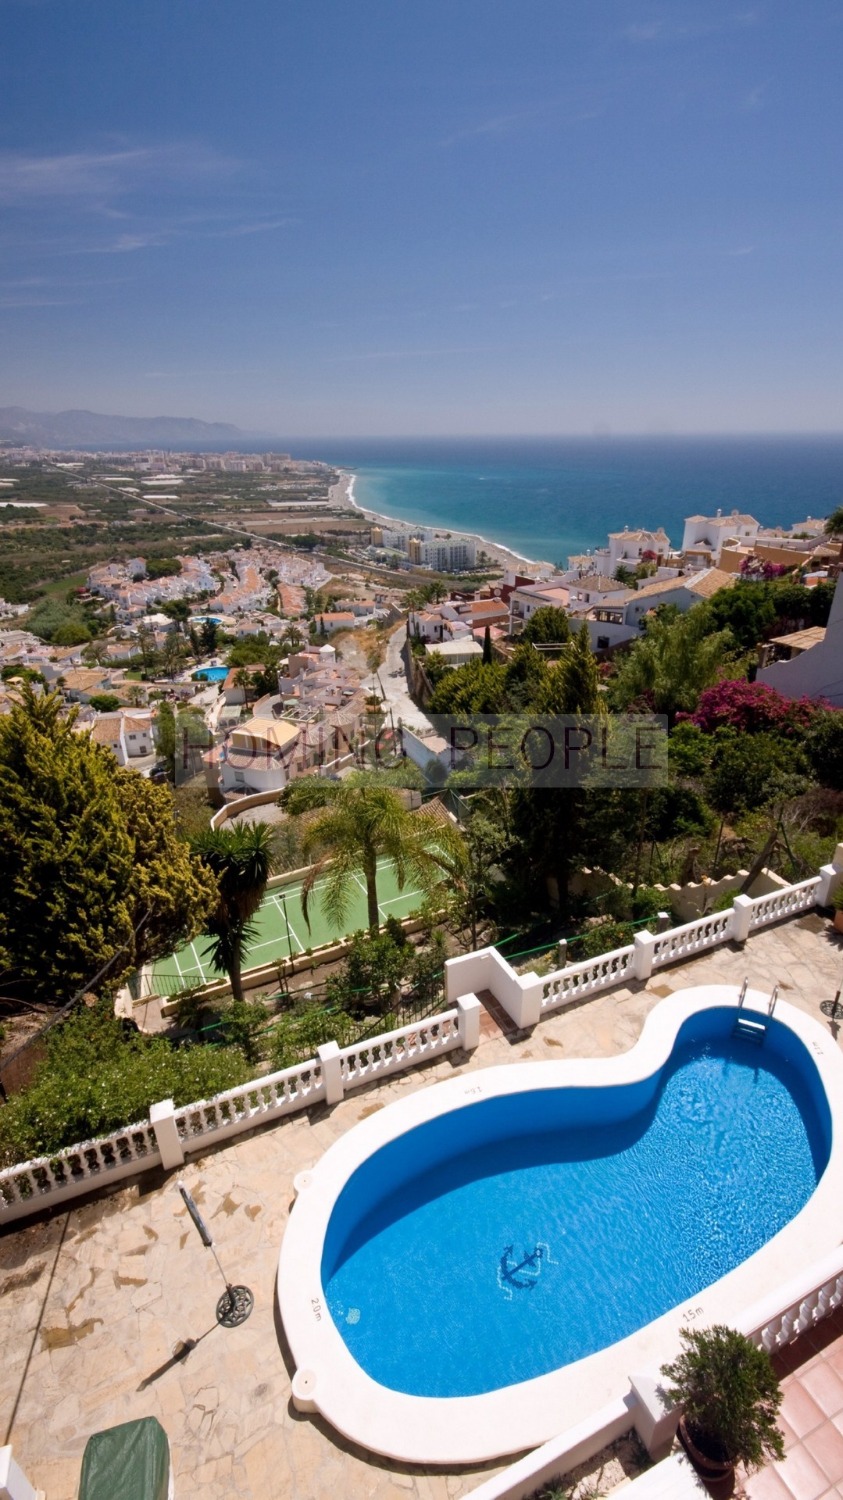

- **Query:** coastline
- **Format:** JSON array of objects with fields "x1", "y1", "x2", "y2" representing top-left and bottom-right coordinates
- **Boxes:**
[{"x1": 330, "y1": 468, "x2": 552, "y2": 577}]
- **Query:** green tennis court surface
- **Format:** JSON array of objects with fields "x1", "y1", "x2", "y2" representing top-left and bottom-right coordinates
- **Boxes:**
[{"x1": 149, "y1": 858, "x2": 425, "y2": 993}]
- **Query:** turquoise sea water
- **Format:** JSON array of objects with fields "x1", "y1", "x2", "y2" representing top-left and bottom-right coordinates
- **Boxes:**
[
  {"x1": 300, "y1": 436, "x2": 843, "y2": 565},
  {"x1": 323, "y1": 1011, "x2": 829, "y2": 1398}
]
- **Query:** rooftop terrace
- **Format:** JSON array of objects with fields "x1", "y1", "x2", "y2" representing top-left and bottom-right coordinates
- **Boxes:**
[{"x1": 2, "y1": 910, "x2": 843, "y2": 1500}]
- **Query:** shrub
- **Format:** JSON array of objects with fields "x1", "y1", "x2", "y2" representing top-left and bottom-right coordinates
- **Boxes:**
[
  {"x1": 215, "y1": 997, "x2": 270, "y2": 1064},
  {"x1": 325, "y1": 930, "x2": 411, "y2": 1015},
  {"x1": 268, "y1": 1004, "x2": 361, "y2": 1070},
  {"x1": 807, "y1": 710, "x2": 843, "y2": 791},
  {"x1": 630, "y1": 885, "x2": 667, "y2": 922},
  {"x1": 661, "y1": 1324, "x2": 784, "y2": 1471},
  {"x1": 575, "y1": 919, "x2": 634, "y2": 959},
  {"x1": 407, "y1": 929, "x2": 447, "y2": 1006},
  {"x1": 0, "y1": 1003, "x2": 250, "y2": 1166},
  {"x1": 384, "y1": 913, "x2": 409, "y2": 948}
]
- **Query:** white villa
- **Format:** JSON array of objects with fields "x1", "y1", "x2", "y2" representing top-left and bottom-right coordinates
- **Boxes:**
[
  {"x1": 78, "y1": 708, "x2": 157, "y2": 767},
  {"x1": 757, "y1": 571, "x2": 843, "y2": 706},
  {"x1": 680, "y1": 510, "x2": 760, "y2": 565},
  {"x1": 217, "y1": 715, "x2": 300, "y2": 794},
  {"x1": 575, "y1": 568, "x2": 737, "y2": 652}
]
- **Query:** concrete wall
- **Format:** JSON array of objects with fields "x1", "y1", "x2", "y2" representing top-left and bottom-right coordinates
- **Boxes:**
[{"x1": 570, "y1": 864, "x2": 791, "y2": 923}]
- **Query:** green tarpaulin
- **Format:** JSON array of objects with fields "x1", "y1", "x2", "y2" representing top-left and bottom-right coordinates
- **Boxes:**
[{"x1": 79, "y1": 1416, "x2": 170, "y2": 1500}]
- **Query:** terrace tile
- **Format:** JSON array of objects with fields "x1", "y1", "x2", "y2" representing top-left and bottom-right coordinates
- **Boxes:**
[
  {"x1": 780, "y1": 1385, "x2": 826, "y2": 1441},
  {"x1": 800, "y1": 1362, "x2": 843, "y2": 1420},
  {"x1": 773, "y1": 1443, "x2": 832, "y2": 1500}
]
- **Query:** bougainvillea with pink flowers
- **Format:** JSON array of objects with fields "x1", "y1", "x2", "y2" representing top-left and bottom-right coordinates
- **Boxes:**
[{"x1": 688, "y1": 679, "x2": 819, "y2": 737}]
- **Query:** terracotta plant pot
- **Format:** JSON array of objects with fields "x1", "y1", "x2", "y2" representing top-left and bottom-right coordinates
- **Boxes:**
[
  {"x1": 678, "y1": 1416, "x2": 735, "y2": 1490},
  {"x1": 833, "y1": 908, "x2": 843, "y2": 934}
]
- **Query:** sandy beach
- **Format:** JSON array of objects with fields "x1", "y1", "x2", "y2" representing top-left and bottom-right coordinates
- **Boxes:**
[{"x1": 327, "y1": 469, "x2": 553, "y2": 577}]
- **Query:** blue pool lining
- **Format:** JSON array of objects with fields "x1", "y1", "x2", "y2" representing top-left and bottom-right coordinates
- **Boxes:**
[{"x1": 277, "y1": 986, "x2": 843, "y2": 1465}]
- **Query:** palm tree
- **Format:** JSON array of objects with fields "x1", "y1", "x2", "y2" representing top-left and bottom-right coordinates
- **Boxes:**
[
  {"x1": 296, "y1": 780, "x2": 465, "y2": 936},
  {"x1": 191, "y1": 822, "x2": 275, "y2": 1000},
  {"x1": 280, "y1": 624, "x2": 304, "y2": 655},
  {"x1": 824, "y1": 507, "x2": 843, "y2": 545},
  {"x1": 82, "y1": 639, "x2": 110, "y2": 668}
]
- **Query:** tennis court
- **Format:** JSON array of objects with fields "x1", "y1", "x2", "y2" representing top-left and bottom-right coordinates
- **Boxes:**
[{"x1": 148, "y1": 857, "x2": 426, "y2": 993}]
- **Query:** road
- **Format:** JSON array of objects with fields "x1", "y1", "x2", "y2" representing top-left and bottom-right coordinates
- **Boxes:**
[{"x1": 378, "y1": 623, "x2": 434, "y2": 734}]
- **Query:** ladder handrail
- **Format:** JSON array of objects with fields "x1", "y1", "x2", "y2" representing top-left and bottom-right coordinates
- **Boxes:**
[
  {"x1": 737, "y1": 976, "x2": 749, "y2": 1011},
  {"x1": 768, "y1": 984, "x2": 779, "y2": 1016}
]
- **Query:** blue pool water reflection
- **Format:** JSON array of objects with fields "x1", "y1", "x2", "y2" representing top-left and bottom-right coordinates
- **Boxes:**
[{"x1": 323, "y1": 1011, "x2": 830, "y2": 1397}]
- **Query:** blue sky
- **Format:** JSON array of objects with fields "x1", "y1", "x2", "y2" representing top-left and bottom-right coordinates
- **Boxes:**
[{"x1": 1, "y1": 1, "x2": 841, "y2": 436}]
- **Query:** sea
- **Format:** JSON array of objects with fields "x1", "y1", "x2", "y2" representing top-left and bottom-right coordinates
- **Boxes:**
[{"x1": 281, "y1": 436, "x2": 843, "y2": 568}]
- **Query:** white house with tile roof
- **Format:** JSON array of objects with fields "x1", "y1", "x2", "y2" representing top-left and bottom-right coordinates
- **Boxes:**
[
  {"x1": 84, "y1": 708, "x2": 156, "y2": 766},
  {"x1": 580, "y1": 568, "x2": 737, "y2": 652},
  {"x1": 681, "y1": 509, "x2": 760, "y2": 563},
  {"x1": 757, "y1": 573, "x2": 843, "y2": 706}
]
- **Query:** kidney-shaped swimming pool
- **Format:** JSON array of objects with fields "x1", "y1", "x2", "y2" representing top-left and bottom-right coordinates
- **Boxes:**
[{"x1": 278, "y1": 987, "x2": 843, "y2": 1463}]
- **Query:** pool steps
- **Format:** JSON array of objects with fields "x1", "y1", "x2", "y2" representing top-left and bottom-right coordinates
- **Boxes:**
[{"x1": 732, "y1": 976, "x2": 779, "y2": 1043}]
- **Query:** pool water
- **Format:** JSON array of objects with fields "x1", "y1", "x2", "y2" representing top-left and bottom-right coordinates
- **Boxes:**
[
  {"x1": 323, "y1": 1014, "x2": 830, "y2": 1397},
  {"x1": 192, "y1": 665, "x2": 227, "y2": 682}
]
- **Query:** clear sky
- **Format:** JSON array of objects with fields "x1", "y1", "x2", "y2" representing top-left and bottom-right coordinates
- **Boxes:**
[{"x1": 1, "y1": 1, "x2": 841, "y2": 437}]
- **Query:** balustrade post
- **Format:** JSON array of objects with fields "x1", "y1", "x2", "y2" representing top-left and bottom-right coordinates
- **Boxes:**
[
  {"x1": 632, "y1": 930, "x2": 657, "y2": 981},
  {"x1": 149, "y1": 1099, "x2": 185, "y2": 1169},
  {"x1": 730, "y1": 893, "x2": 754, "y2": 944},
  {"x1": 817, "y1": 864, "x2": 842, "y2": 908},
  {"x1": 317, "y1": 1042, "x2": 344, "y2": 1106},
  {"x1": 456, "y1": 994, "x2": 481, "y2": 1052},
  {"x1": 656, "y1": 911, "x2": 670, "y2": 933},
  {"x1": 0, "y1": 1446, "x2": 41, "y2": 1500}
]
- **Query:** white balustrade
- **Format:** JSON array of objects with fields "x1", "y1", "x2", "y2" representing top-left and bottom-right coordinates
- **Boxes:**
[
  {"x1": 339, "y1": 1010, "x2": 461, "y2": 1091},
  {"x1": 743, "y1": 1249, "x2": 843, "y2": 1355},
  {"x1": 0, "y1": 1122, "x2": 160, "y2": 1226},
  {"x1": 541, "y1": 946, "x2": 635, "y2": 1012},
  {"x1": 173, "y1": 1059, "x2": 326, "y2": 1150},
  {"x1": 747, "y1": 877, "x2": 821, "y2": 931},
  {"x1": 651, "y1": 909, "x2": 733, "y2": 967}
]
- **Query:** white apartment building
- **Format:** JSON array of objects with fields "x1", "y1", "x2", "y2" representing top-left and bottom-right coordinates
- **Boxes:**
[
  {"x1": 407, "y1": 537, "x2": 477, "y2": 572},
  {"x1": 370, "y1": 526, "x2": 410, "y2": 551}
]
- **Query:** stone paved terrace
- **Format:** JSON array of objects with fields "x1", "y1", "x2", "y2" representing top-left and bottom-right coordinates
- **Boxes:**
[
  {"x1": 2, "y1": 912, "x2": 843, "y2": 1500},
  {"x1": 745, "y1": 1305, "x2": 843, "y2": 1500}
]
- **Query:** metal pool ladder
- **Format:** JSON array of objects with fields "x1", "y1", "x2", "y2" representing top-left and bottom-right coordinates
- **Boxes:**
[{"x1": 732, "y1": 977, "x2": 777, "y2": 1044}]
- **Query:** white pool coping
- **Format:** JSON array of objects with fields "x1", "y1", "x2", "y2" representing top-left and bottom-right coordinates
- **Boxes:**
[{"x1": 277, "y1": 986, "x2": 843, "y2": 1465}]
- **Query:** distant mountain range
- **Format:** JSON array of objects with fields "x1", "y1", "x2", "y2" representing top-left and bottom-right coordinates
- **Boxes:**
[{"x1": 0, "y1": 406, "x2": 249, "y2": 449}]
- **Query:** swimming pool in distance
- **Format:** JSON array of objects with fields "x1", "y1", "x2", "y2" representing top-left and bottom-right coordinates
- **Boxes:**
[{"x1": 278, "y1": 987, "x2": 843, "y2": 1463}]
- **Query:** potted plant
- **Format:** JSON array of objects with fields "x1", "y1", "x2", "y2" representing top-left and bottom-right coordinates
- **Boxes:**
[
  {"x1": 832, "y1": 886, "x2": 843, "y2": 935},
  {"x1": 660, "y1": 1325, "x2": 784, "y2": 1487}
]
